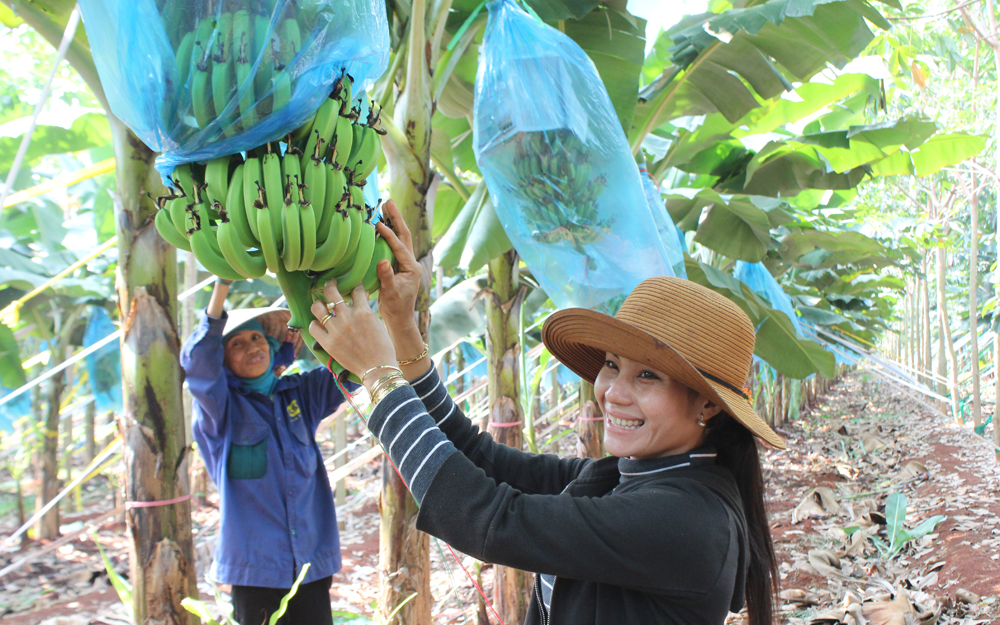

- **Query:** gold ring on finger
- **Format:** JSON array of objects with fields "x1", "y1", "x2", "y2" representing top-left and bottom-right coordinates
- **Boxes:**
[
  {"x1": 320, "y1": 312, "x2": 334, "y2": 325},
  {"x1": 328, "y1": 300, "x2": 347, "y2": 310}
]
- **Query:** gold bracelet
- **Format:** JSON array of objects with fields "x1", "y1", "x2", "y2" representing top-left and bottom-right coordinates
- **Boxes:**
[
  {"x1": 369, "y1": 371, "x2": 406, "y2": 401},
  {"x1": 369, "y1": 370, "x2": 405, "y2": 393},
  {"x1": 372, "y1": 379, "x2": 411, "y2": 406},
  {"x1": 397, "y1": 342, "x2": 429, "y2": 367},
  {"x1": 360, "y1": 365, "x2": 402, "y2": 384}
]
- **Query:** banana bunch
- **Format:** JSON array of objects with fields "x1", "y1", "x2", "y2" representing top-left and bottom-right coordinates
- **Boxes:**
[
  {"x1": 154, "y1": 75, "x2": 392, "y2": 374},
  {"x1": 511, "y1": 129, "x2": 612, "y2": 263},
  {"x1": 173, "y1": 5, "x2": 304, "y2": 134}
]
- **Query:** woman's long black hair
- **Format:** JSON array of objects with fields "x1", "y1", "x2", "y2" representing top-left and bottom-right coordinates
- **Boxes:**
[{"x1": 703, "y1": 413, "x2": 777, "y2": 625}]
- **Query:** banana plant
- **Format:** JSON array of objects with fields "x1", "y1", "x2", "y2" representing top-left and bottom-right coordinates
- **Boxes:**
[{"x1": 3, "y1": 1, "x2": 197, "y2": 621}]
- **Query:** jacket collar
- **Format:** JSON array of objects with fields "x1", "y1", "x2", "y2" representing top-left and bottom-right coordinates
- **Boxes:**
[{"x1": 617, "y1": 447, "x2": 717, "y2": 485}]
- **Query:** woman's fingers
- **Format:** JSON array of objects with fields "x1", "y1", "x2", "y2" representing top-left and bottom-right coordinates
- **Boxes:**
[
  {"x1": 381, "y1": 200, "x2": 412, "y2": 250},
  {"x1": 311, "y1": 299, "x2": 330, "y2": 322},
  {"x1": 323, "y1": 279, "x2": 340, "y2": 304},
  {"x1": 352, "y1": 282, "x2": 368, "y2": 305},
  {"x1": 375, "y1": 220, "x2": 420, "y2": 275}
]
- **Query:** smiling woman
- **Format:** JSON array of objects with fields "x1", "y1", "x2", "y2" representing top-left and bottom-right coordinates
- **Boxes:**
[{"x1": 309, "y1": 204, "x2": 785, "y2": 625}]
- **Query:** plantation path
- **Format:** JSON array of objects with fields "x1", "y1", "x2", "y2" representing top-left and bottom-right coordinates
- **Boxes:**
[
  {"x1": 1, "y1": 365, "x2": 999, "y2": 624},
  {"x1": 763, "y1": 366, "x2": 1000, "y2": 625}
]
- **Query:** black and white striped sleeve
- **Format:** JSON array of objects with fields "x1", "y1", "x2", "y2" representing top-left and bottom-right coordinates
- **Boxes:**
[
  {"x1": 365, "y1": 384, "x2": 457, "y2": 504},
  {"x1": 409, "y1": 366, "x2": 459, "y2": 428}
]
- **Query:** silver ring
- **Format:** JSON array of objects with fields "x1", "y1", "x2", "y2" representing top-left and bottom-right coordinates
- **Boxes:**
[
  {"x1": 326, "y1": 300, "x2": 347, "y2": 312},
  {"x1": 320, "y1": 312, "x2": 334, "y2": 325}
]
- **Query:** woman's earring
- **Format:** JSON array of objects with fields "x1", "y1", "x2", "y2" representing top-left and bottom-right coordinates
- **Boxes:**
[{"x1": 698, "y1": 414, "x2": 707, "y2": 428}]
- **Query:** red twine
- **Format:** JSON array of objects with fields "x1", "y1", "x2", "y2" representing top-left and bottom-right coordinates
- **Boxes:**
[{"x1": 125, "y1": 494, "x2": 192, "y2": 510}]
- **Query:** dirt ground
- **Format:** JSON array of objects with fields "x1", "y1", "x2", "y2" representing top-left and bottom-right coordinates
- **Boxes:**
[{"x1": 1, "y1": 364, "x2": 998, "y2": 624}]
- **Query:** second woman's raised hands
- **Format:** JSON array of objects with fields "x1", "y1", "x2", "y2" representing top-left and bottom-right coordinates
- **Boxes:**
[{"x1": 374, "y1": 200, "x2": 422, "y2": 331}]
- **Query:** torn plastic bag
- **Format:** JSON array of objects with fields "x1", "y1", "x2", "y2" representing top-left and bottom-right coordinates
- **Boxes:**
[{"x1": 733, "y1": 261, "x2": 803, "y2": 336}]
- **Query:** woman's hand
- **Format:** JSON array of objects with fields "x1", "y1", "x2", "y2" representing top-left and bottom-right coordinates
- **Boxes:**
[
  {"x1": 375, "y1": 200, "x2": 422, "y2": 331},
  {"x1": 309, "y1": 279, "x2": 397, "y2": 390}
]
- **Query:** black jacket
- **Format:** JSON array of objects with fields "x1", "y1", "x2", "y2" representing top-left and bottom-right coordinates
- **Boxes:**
[{"x1": 415, "y1": 391, "x2": 749, "y2": 625}]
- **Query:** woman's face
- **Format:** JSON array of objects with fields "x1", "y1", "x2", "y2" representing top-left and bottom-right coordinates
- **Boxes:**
[
  {"x1": 224, "y1": 330, "x2": 271, "y2": 378},
  {"x1": 594, "y1": 353, "x2": 718, "y2": 460}
]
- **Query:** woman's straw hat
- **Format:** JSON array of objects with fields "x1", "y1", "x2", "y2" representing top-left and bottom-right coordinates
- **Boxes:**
[{"x1": 542, "y1": 276, "x2": 785, "y2": 449}]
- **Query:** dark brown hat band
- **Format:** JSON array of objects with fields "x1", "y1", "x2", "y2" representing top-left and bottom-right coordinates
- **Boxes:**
[{"x1": 696, "y1": 369, "x2": 750, "y2": 401}]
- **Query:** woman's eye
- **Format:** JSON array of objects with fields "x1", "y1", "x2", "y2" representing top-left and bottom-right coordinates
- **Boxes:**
[
  {"x1": 639, "y1": 370, "x2": 659, "y2": 380},
  {"x1": 604, "y1": 360, "x2": 618, "y2": 370}
]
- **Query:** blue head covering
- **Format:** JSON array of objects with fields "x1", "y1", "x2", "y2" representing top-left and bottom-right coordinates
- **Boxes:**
[{"x1": 225, "y1": 319, "x2": 283, "y2": 396}]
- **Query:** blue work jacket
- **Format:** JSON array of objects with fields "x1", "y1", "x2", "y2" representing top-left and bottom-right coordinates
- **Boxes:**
[{"x1": 181, "y1": 311, "x2": 348, "y2": 588}]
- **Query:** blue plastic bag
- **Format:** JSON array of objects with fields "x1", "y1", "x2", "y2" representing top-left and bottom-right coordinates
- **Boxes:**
[
  {"x1": 733, "y1": 261, "x2": 803, "y2": 336},
  {"x1": 473, "y1": 0, "x2": 672, "y2": 314},
  {"x1": 78, "y1": 0, "x2": 389, "y2": 181},
  {"x1": 83, "y1": 307, "x2": 123, "y2": 414},
  {"x1": 639, "y1": 165, "x2": 686, "y2": 279}
]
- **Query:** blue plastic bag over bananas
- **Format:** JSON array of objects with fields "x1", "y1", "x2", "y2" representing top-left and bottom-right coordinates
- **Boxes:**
[
  {"x1": 472, "y1": 0, "x2": 672, "y2": 315},
  {"x1": 639, "y1": 164, "x2": 687, "y2": 280},
  {"x1": 77, "y1": 0, "x2": 389, "y2": 183}
]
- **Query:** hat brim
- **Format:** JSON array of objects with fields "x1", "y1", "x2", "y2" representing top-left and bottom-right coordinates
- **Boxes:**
[
  {"x1": 222, "y1": 308, "x2": 291, "y2": 337},
  {"x1": 223, "y1": 308, "x2": 303, "y2": 359},
  {"x1": 542, "y1": 308, "x2": 785, "y2": 449}
]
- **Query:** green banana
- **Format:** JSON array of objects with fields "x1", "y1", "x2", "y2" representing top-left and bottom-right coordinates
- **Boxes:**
[
  {"x1": 204, "y1": 156, "x2": 230, "y2": 209},
  {"x1": 303, "y1": 148, "x2": 327, "y2": 230},
  {"x1": 242, "y1": 156, "x2": 262, "y2": 240},
  {"x1": 298, "y1": 190, "x2": 317, "y2": 271},
  {"x1": 361, "y1": 236, "x2": 393, "y2": 295},
  {"x1": 174, "y1": 31, "x2": 195, "y2": 89},
  {"x1": 211, "y1": 11, "x2": 234, "y2": 131},
  {"x1": 254, "y1": 182, "x2": 282, "y2": 273},
  {"x1": 303, "y1": 96, "x2": 339, "y2": 161},
  {"x1": 317, "y1": 164, "x2": 346, "y2": 243},
  {"x1": 322, "y1": 200, "x2": 363, "y2": 274},
  {"x1": 190, "y1": 17, "x2": 216, "y2": 130},
  {"x1": 270, "y1": 18, "x2": 300, "y2": 114},
  {"x1": 310, "y1": 205, "x2": 351, "y2": 272},
  {"x1": 190, "y1": 216, "x2": 244, "y2": 281},
  {"x1": 155, "y1": 207, "x2": 192, "y2": 252},
  {"x1": 280, "y1": 153, "x2": 303, "y2": 271},
  {"x1": 329, "y1": 115, "x2": 354, "y2": 169},
  {"x1": 169, "y1": 165, "x2": 196, "y2": 236},
  {"x1": 226, "y1": 163, "x2": 257, "y2": 247},
  {"x1": 218, "y1": 214, "x2": 266, "y2": 279},
  {"x1": 253, "y1": 15, "x2": 274, "y2": 101},
  {"x1": 261, "y1": 147, "x2": 284, "y2": 247},
  {"x1": 319, "y1": 219, "x2": 375, "y2": 295},
  {"x1": 233, "y1": 10, "x2": 257, "y2": 130},
  {"x1": 347, "y1": 124, "x2": 380, "y2": 181}
]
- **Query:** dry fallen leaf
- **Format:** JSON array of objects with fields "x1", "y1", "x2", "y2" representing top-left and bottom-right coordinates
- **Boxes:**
[
  {"x1": 861, "y1": 587, "x2": 915, "y2": 625},
  {"x1": 893, "y1": 460, "x2": 928, "y2": 482},
  {"x1": 793, "y1": 486, "x2": 845, "y2": 523},
  {"x1": 809, "y1": 548, "x2": 849, "y2": 579},
  {"x1": 780, "y1": 588, "x2": 822, "y2": 606},
  {"x1": 956, "y1": 588, "x2": 980, "y2": 604}
]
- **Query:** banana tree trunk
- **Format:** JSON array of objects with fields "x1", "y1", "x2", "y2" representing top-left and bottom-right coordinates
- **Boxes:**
[
  {"x1": 109, "y1": 118, "x2": 197, "y2": 625},
  {"x1": 936, "y1": 245, "x2": 961, "y2": 423},
  {"x1": 34, "y1": 358, "x2": 65, "y2": 540},
  {"x1": 969, "y1": 184, "x2": 982, "y2": 428},
  {"x1": 577, "y1": 381, "x2": 603, "y2": 459},
  {"x1": 378, "y1": 0, "x2": 435, "y2": 620},
  {"x1": 920, "y1": 268, "x2": 933, "y2": 389},
  {"x1": 485, "y1": 250, "x2": 532, "y2": 625}
]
